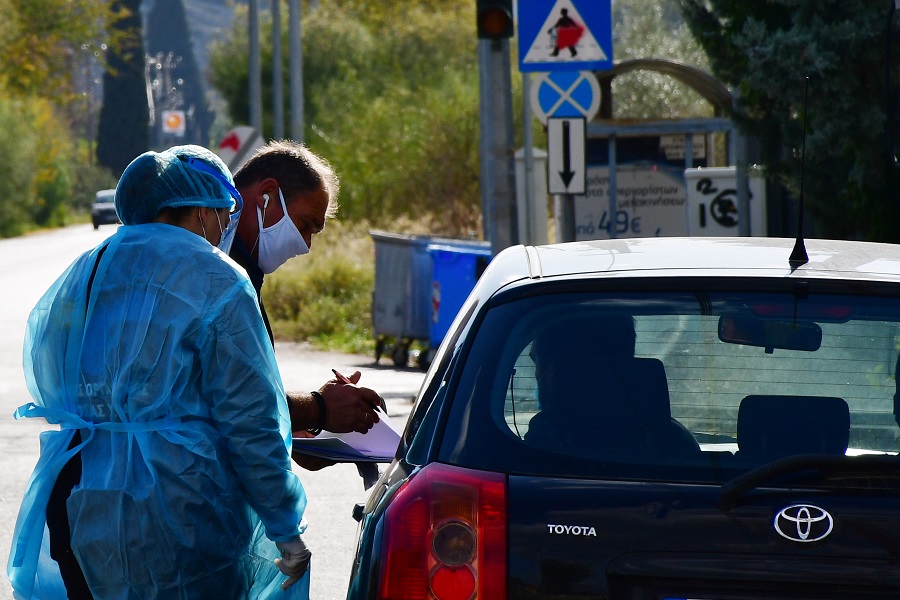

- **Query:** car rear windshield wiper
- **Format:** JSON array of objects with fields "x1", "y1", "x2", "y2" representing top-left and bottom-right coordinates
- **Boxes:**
[{"x1": 718, "y1": 454, "x2": 900, "y2": 511}]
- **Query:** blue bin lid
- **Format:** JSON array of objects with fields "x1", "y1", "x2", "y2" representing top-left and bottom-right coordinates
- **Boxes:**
[{"x1": 426, "y1": 243, "x2": 492, "y2": 257}]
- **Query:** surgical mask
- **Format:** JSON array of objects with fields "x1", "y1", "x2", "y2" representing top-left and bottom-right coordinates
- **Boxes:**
[
  {"x1": 199, "y1": 208, "x2": 229, "y2": 248},
  {"x1": 256, "y1": 187, "x2": 309, "y2": 274}
]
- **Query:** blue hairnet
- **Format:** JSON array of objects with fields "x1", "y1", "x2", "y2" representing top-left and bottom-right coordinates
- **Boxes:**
[{"x1": 115, "y1": 145, "x2": 236, "y2": 225}]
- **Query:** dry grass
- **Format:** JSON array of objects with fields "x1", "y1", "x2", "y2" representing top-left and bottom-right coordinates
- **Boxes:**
[
  {"x1": 263, "y1": 213, "x2": 555, "y2": 354},
  {"x1": 264, "y1": 219, "x2": 377, "y2": 353}
]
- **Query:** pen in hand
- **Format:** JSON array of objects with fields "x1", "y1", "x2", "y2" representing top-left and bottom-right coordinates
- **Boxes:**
[
  {"x1": 333, "y1": 368, "x2": 386, "y2": 412},
  {"x1": 332, "y1": 369, "x2": 353, "y2": 384}
]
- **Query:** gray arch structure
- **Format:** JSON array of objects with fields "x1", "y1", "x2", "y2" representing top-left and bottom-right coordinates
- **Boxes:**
[{"x1": 594, "y1": 57, "x2": 733, "y2": 116}]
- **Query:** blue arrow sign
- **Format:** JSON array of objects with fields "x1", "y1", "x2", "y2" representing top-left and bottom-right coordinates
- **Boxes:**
[{"x1": 517, "y1": 0, "x2": 613, "y2": 72}]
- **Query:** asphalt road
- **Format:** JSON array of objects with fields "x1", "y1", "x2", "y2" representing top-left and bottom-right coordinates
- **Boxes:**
[{"x1": 0, "y1": 224, "x2": 427, "y2": 600}]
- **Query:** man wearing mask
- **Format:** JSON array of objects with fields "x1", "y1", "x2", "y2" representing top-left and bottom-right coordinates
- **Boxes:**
[{"x1": 230, "y1": 140, "x2": 383, "y2": 454}]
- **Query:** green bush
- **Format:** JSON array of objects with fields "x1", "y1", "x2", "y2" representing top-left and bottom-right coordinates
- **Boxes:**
[
  {"x1": 0, "y1": 96, "x2": 38, "y2": 237},
  {"x1": 0, "y1": 90, "x2": 116, "y2": 235},
  {"x1": 30, "y1": 154, "x2": 73, "y2": 227},
  {"x1": 70, "y1": 157, "x2": 119, "y2": 214},
  {"x1": 264, "y1": 220, "x2": 376, "y2": 353}
]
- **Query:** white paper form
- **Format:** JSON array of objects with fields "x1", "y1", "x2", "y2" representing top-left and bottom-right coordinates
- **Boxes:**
[{"x1": 291, "y1": 409, "x2": 402, "y2": 463}]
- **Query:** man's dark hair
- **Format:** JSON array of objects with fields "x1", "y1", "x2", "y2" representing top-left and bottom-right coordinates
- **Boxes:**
[{"x1": 234, "y1": 140, "x2": 339, "y2": 217}]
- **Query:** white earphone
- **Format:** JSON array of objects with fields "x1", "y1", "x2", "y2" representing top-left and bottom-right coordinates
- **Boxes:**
[{"x1": 262, "y1": 193, "x2": 270, "y2": 208}]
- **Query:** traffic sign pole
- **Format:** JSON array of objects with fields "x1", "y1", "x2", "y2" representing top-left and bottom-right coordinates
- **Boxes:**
[
  {"x1": 547, "y1": 117, "x2": 586, "y2": 195},
  {"x1": 531, "y1": 73, "x2": 597, "y2": 244},
  {"x1": 479, "y1": 39, "x2": 518, "y2": 254},
  {"x1": 516, "y1": 1, "x2": 612, "y2": 245}
]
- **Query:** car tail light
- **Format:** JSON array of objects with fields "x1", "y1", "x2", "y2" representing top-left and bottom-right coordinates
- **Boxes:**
[{"x1": 378, "y1": 463, "x2": 506, "y2": 600}]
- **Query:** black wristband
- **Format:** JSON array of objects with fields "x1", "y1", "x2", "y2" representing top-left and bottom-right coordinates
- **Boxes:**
[{"x1": 307, "y1": 390, "x2": 327, "y2": 435}]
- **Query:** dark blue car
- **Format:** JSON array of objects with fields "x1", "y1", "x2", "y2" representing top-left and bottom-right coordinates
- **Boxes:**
[
  {"x1": 91, "y1": 188, "x2": 119, "y2": 229},
  {"x1": 346, "y1": 237, "x2": 900, "y2": 600}
]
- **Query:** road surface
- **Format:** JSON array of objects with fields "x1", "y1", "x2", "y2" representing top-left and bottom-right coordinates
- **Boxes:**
[{"x1": 0, "y1": 224, "x2": 427, "y2": 599}]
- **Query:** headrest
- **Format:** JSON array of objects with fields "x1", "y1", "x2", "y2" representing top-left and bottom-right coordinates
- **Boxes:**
[{"x1": 737, "y1": 395, "x2": 850, "y2": 459}]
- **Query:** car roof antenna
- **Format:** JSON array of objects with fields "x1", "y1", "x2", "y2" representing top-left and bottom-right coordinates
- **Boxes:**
[{"x1": 789, "y1": 76, "x2": 810, "y2": 267}]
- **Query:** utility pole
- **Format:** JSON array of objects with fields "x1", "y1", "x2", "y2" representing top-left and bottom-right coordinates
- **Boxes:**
[
  {"x1": 289, "y1": 0, "x2": 304, "y2": 141},
  {"x1": 272, "y1": 0, "x2": 284, "y2": 139},
  {"x1": 248, "y1": 0, "x2": 262, "y2": 135},
  {"x1": 478, "y1": 41, "x2": 518, "y2": 253},
  {"x1": 477, "y1": 0, "x2": 518, "y2": 254}
]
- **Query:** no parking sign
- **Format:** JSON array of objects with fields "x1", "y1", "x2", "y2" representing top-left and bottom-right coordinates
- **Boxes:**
[{"x1": 529, "y1": 70, "x2": 600, "y2": 124}]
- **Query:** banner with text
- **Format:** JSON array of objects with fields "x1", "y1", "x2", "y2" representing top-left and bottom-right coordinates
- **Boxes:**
[{"x1": 571, "y1": 164, "x2": 687, "y2": 240}]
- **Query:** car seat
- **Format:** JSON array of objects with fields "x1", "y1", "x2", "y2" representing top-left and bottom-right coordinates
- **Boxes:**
[
  {"x1": 597, "y1": 357, "x2": 700, "y2": 456},
  {"x1": 736, "y1": 395, "x2": 850, "y2": 461},
  {"x1": 526, "y1": 355, "x2": 699, "y2": 459}
]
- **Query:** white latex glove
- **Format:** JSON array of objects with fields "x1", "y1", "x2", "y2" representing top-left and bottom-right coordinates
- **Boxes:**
[{"x1": 275, "y1": 537, "x2": 311, "y2": 591}]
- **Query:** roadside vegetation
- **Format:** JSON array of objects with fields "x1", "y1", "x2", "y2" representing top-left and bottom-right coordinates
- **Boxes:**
[
  {"x1": 209, "y1": 1, "x2": 491, "y2": 237},
  {"x1": 0, "y1": 0, "x2": 124, "y2": 237},
  {"x1": 2, "y1": 0, "x2": 897, "y2": 351},
  {"x1": 265, "y1": 219, "x2": 376, "y2": 354},
  {"x1": 680, "y1": 0, "x2": 900, "y2": 240}
]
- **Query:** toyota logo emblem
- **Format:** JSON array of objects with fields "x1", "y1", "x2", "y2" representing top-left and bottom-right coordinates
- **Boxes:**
[{"x1": 774, "y1": 504, "x2": 833, "y2": 543}]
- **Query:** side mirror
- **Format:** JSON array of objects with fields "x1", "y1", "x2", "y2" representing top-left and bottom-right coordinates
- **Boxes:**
[{"x1": 718, "y1": 315, "x2": 822, "y2": 353}]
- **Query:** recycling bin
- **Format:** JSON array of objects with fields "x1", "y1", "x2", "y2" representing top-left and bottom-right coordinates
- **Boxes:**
[
  {"x1": 369, "y1": 230, "x2": 491, "y2": 368},
  {"x1": 427, "y1": 243, "x2": 492, "y2": 351}
]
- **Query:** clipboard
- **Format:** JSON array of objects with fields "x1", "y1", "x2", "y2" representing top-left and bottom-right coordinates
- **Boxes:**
[{"x1": 291, "y1": 409, "x2": 401, "y2": 463}]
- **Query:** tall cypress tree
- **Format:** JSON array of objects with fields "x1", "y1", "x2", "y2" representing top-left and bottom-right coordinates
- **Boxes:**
[
  {"x1": 96, "y1": 0, "x2": 150, "y2": 177},
  {"x1": 145, "y1": 0, "x2": 215, "y2": 147}
]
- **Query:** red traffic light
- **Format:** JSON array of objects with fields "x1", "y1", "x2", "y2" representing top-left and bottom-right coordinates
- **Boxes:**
[{"x1": 477, "y1": 2, "x2": 513, "y2": 39}]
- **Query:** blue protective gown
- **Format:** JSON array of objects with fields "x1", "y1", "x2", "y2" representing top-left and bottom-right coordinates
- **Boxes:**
[{"x1": 7, "y1": 224, "x2": 309, "y2": 600}]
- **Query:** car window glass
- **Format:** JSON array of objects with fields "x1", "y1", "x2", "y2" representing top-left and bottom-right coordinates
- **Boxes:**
[
  {"x1": 96, "y1": 191, "x2": 115, "y2": 204},
  {"x1": 440, "y1": 290, "x2": 900, "y2": 484}
]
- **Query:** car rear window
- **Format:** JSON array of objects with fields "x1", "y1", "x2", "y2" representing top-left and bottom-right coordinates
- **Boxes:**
[
  {"x1": 438, "y1": 285, "x2": 900, "y2": 484},
  {"x1": 95, "y1": 190, "x2": 115, "y2": 204}
]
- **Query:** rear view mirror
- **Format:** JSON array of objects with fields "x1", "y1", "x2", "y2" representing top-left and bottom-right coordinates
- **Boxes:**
[{"x1": 718, "y1": 315, "x2": 822, "y2": 353}]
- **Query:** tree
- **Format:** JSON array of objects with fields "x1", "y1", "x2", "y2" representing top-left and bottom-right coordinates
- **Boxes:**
[
  {"x1": 611, "y1": 0, "x2": 712, "y2": 119},
  {"x1": 96, "y1": 0, "x2": 150, "y2": 177},
  {"x1": 0, "y1": 0, "x2": 123, "y2": 99},
  {"x1": 0, "y1": 96, "x2": 39, "y2": 236},
  {"x1": 679, "y1": 0, "x2": 900, "y2": 241},
  {"x1": 145, "y1": 0, "x2": 214, "y2": 147},
  {"x1": 0, "y1": 0, "x2": 120, "y2": 236},
  {"x1": 208, "y1": 2, "x2": 488, "y2": 234}
]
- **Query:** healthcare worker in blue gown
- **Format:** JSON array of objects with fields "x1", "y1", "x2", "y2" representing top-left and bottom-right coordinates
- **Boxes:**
[{"x1": 7, "y1": 145, "x2": 312, "y2": 599}]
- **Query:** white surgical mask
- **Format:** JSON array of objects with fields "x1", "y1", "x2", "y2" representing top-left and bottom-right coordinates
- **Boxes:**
[{"x1": 257, "y1": 187, "x2": 309, "y2": 274}]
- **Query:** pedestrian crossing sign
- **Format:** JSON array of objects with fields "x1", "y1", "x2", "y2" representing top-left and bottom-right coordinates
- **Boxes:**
[{"x1": 517, "y1": 0, "x2": 612, "y2": 72}]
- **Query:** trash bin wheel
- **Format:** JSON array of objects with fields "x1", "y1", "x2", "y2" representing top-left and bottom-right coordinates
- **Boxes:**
[
  {"x1": 391, "y1": 342, "x2": 410, "y2": 367},
  {"x1": 417, "y1": 348, "x2": 432, "y2": 371}
]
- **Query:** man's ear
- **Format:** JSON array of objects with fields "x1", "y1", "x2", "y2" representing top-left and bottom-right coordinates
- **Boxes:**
[{"x1": 256, "y1": 178, "x2": 280, "y2": 209}]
